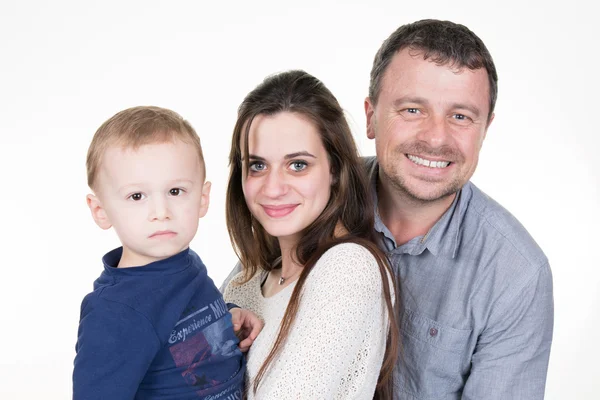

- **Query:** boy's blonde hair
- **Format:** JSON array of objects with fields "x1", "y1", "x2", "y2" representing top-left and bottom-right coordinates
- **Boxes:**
[{"x1": 86, "y1": 106, "x2": 205, "y2": 190}]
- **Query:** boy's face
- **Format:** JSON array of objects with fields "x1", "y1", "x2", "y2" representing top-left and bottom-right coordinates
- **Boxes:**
[{"x1": 87, "y1": 138, "x2": 210, "y2": 268}]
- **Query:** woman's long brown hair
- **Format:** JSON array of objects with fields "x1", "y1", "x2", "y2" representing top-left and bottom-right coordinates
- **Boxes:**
[{"x1": 226, "y1": 70, "x2": 399, "y2": 399}]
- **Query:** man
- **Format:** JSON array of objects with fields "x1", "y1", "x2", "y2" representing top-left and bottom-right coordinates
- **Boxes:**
[
  {"x1": 223, "y1": 19, "x2": 554, "y2": 399},
  {"x1": 362, "y1": 19, "x2": 553, "y2": 399}
]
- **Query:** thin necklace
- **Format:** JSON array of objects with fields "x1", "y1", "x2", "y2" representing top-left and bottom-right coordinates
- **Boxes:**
[{"x1": 278, "y1": 269, "x2": 301, "y2": 285}]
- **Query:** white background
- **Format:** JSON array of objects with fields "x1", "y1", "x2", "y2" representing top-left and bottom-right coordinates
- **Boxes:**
[{"x1": 1, "y1": 0, "x2": 598, "y2": 398}]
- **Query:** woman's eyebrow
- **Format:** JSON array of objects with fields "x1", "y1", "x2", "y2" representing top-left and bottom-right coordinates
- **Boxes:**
[{"x1": 284, "y1": 151, "x2": 316, "y2": 159}]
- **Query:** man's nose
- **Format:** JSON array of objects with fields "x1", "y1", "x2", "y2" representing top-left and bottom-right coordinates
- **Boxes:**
[{"x1": 416, "y1": 115, "x2": 450, "y2": 148}]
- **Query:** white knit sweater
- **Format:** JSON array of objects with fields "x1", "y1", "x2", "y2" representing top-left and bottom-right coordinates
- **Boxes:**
[{"x1": 223, "y1": 242, "x2": 390, "y2": 399}]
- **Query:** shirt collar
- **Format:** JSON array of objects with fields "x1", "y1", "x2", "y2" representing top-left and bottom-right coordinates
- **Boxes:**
[
  {"x1": 366, "y1": 156, "x2": 471, "y2": 259},
  {"x1": 102, "y1": 247, "x2": 192, "y2": 274}
]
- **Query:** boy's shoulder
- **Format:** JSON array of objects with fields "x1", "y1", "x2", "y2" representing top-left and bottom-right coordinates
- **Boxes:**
[
  {"x1": 78, "y1": 272, "x2": 148, "y2": 325},
  {"x1": 87, "y1": 247, "x2": 207, "y2": 306},
  {"x1": 79, "y1": 248, "x2": 232, "y2": 336}
]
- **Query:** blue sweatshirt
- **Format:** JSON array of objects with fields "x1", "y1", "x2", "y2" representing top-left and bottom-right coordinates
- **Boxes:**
[{"x1": 73, "y1": 248, "x2": 245, "y2": 400}]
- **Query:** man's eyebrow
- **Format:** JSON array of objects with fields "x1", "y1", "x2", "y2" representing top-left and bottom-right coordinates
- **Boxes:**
[
  {"x1": 449, "y1": 102, "x2": 482, "y2": 118},
  {"x1": 393, "y1": 96, "x2": 429, "y2": 107}
]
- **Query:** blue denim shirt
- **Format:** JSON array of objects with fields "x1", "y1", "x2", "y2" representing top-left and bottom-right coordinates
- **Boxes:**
[{"x1": 365, "y1": 157, "x2": 554, "y2": 399}]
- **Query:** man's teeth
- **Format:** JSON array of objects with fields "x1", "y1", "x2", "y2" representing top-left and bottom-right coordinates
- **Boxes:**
[{"x1": 407, "y1": 154, "x2": 450, "y2": 168}]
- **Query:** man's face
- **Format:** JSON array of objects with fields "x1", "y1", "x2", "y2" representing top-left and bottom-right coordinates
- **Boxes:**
[
  {"x1": 88, "y1": 139, "x2": 210, "y2": 268},
  {"x1": 365, "y1": 48, "x2": 494, "y2": 202}
]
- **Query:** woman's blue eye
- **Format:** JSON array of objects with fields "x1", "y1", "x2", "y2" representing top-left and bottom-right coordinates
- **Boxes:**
[
  {"x1": 249, "y1": 162, "x2": 266, "y2": 172},
  {"x1": 290, "y1": 161, "x2": 307, "y2": 171}
]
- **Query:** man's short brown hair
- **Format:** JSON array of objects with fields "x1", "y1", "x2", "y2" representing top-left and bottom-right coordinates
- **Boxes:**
[
  {"x1": 86, "y1": 106, "x2": 205, "y2": 189},
  {"x1": 369, "y1": 19, "x2": 498, "y2": 119}
]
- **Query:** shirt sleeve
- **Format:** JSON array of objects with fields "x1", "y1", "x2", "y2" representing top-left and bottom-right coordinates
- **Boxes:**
[
  {"x1": 257, "y1": 243, "x2": 390, "y2": 399},
  {"x1": 220, "y1": 261, "x2": 243, "y2": 293},
  {"x1": 462, "y1": 262, "x2": 554, "y2": 400},
  {"x1": 73, "y1": 296, "x2": 161, "y2": 400}
]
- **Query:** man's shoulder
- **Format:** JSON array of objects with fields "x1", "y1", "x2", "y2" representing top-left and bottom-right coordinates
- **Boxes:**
[
  {"x1": 362, "y1": 156, "x2": 377, "y2": 172},
  {"x1": 464, "y1": 182, "x2": 548, "y2": 269}
]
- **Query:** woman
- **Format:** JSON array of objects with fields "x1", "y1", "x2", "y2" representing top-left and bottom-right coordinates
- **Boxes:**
[{"x1": 223, "y1": 70, "x2": 399, "y2": 399}]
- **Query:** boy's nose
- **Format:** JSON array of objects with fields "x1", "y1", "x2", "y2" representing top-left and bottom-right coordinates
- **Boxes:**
[{"x1": 148, "y1": 197, "x2": 172, "y2": 221}]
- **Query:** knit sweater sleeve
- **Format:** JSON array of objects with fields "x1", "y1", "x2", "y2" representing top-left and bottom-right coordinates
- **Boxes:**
[
  {"x1": 258, "y1": 242, "x2": 390, "y2": 399},
  {"x1": 73, "y1": 294, "x2": 160, "y2": 400}
]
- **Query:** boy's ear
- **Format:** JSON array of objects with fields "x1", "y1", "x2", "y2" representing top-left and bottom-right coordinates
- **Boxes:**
[
  {"x1": 86, "y1": 194, "x2": 112, "y2": 230},
  {"x1": 198, "y1": 181, "x2": 211, "y2": 218}
]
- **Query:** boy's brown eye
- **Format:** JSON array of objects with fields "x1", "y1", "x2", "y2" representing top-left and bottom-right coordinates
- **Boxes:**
[
  {"x1": 131, "y1": 193, "x2": 143, "y2": 201},
  {"x1": 170, "y1": 188, "x2": 181, "y2": 196}
]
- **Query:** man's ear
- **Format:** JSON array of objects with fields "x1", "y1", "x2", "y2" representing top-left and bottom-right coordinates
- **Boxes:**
[
  {"x1": 198, "y1": 181, "x2": 211, "y2": 218},
  {"x1": 86, "y1": 194, "x2": 112, "y2": 230},
  {"x1": 365, "y1": 97, "x2": 376, "y2": 140}
]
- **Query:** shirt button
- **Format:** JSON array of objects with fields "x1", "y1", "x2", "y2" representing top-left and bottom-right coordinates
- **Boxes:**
[{"x1": 429, "y1": 327, "x2": 438, "y2": 337}]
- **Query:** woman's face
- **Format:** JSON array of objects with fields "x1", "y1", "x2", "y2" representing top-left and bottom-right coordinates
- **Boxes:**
[{"x1": 242, "y1": 112, "x2": 333, "y2": 246}]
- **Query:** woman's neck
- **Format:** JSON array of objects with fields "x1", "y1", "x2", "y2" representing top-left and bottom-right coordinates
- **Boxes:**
[
  {"x1": 278, "y1": 238, "x2": 303, "y2": 280},
  {"x1": 261, "y1": 238, "x2": 303, "y2": 298}
]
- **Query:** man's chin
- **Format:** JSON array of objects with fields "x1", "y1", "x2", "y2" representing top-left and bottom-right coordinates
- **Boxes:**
[{"x1": 397, "y1": 181, "x2": 461, "y2": 203}]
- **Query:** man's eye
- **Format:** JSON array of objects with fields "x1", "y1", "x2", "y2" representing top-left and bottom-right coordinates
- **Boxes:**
[
  {"x1": 400, "y1": 108, "x2": 421, "y2": 118},
  {"x1": 453, "y1": 113, "x2": 470, "y2": 121},
  {"x1": 129, "y1": 193, "x2": 145, "y2": 201},
  {"x1": 290, "y1": 161, "x2": 307, "y2": 172},
  {"x1": 249, "y1": 162, "x2": 266, "y2": 172},
  {"x1": 169, "y1": 188, "x2": 183, "y2": 196}
]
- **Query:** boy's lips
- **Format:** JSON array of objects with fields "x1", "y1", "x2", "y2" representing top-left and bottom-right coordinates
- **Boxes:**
[{"x1": 149, "y1": 230, "x2": 177, "y2": 239}]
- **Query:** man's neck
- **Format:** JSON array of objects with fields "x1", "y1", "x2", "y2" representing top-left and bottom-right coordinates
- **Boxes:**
[{"x1": 377, "y1": 177, "x2": 456, "y2": 246}]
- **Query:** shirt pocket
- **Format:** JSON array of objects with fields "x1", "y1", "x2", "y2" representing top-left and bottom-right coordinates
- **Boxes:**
[{"x1": 395, "y1": 308, "x2": 473, "y2": 400}]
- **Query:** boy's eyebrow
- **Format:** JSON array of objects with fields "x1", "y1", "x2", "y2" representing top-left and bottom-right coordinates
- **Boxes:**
[
  {"x1": 246, "y1": 151, "x2": 317, "y2": 161},
  {"x1": 168, "y1": 179, "x2": 196, "y2": 187},
  {"x1": 118, "y1": 180, "x2": 195, "y2": 192},
  {"x1": 118, "y1": 183, "x2": 144, "y2": 193}
]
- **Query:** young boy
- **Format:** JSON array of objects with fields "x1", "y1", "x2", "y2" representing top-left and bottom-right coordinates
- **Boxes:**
[{"x1": 73, "y1": 106, "x2": 260, "y2": 399}]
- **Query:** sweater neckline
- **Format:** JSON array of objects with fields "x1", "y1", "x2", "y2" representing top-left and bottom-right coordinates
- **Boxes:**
[{"x1": 256, "y1": 271, "x2": 297, "y2": 300}]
